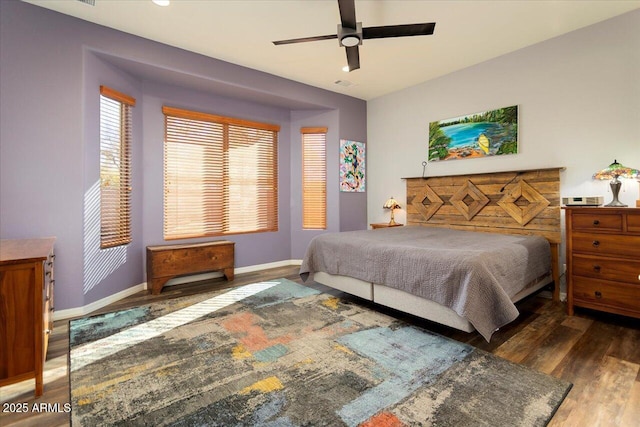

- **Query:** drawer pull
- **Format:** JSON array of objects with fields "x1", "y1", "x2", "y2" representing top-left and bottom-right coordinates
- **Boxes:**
[
  {"x1": 593, "y1": 219, "x2": 600, "y2": 226},
  {"x1": 595, "y1": 291, "x2": 602, "y2": 299},
  {"x1": 45, "y1": 329, "x2": 51, "y2": 335},
  {"x1": 593, "y1": 265, "x2": 601, "y2": 272},
  {"x1": 592, "y1": 240, "x2": 600, "y2": 247}
]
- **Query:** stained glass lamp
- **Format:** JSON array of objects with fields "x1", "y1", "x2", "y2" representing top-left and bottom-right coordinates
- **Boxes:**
[
  {"x1": 383, "y1": 197, "x2": 401, "y2": 225},
  {"x1": 592, "y1": 160, "x2": 640, "y2": 207}
]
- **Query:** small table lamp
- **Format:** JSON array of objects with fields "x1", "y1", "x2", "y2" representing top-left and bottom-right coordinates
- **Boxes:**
[
  {"x1": 592, "y1": 159, "x2": 640, "y2": 207},
  {"x1": 383, "y1": 196, "x2": 401, "y2": 225}
]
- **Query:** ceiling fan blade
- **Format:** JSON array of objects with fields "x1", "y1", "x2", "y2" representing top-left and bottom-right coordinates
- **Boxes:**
[
  {"x1": 338, "y1": 0, "x2": 357, "y2": 29},
  {"x1": 362, "y1": 23, "x2": 436, "y2": 40},
  {"x1": 345, "y1": 46, "x2": 360, "y2": 71},
  {"x1": 273, "y1": 34, "x2": 337, "y2": 45}
]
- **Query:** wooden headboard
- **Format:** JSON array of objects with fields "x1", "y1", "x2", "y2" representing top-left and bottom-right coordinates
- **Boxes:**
[{"x1": 405, "y1": 167, "x2": 563, "y2": 299}]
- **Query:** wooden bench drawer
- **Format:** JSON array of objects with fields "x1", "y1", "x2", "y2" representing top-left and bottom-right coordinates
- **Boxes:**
[
  {"x1": 150, "y1": 244, "x2": 233, "y2": 277},
  {"x1": 147, "y1": 241, "x2": 235, "y2": 295}
]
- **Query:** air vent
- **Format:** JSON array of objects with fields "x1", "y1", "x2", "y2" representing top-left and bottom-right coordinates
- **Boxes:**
[
  {"x1": 76, "y1": 0, "x2": 96, "y2": 5},
  {"x1": 334, "y1": 80, "x2": 354, "y2": 87}
]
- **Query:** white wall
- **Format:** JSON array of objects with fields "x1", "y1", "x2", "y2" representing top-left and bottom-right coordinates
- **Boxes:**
[{"x1": 367, "y1": 10, "x2": 639, "y2": 227}]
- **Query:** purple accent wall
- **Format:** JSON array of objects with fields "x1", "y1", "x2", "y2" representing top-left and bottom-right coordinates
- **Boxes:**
[
  {"x1": 0, "y1": 0, "x2": 367, "y2": 310},
  {"x1": 339, "y1": 106, "x2": 368, "y2": 232}
]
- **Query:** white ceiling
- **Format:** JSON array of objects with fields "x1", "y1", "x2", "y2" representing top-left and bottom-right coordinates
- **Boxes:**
[{"x1": 24, "y1": 0, "x2": 640, "y2": 101}]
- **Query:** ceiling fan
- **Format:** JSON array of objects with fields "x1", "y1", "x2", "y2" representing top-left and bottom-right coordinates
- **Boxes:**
[{"x1": 272, "y1": 0, "x2": 436, "y2": 72}]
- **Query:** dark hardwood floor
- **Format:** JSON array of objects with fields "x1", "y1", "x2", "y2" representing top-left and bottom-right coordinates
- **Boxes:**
[{"x1": 2, "y1": 265, "x2": 639, "y2": 426}]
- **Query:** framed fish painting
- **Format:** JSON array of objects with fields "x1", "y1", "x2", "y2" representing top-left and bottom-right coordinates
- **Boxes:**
[
  {"x1": 428, "y1": 105, "x2": 518, "y2": 161},
  {"x1": 340, "y1": 139, "x2": 366, "y2": 192}
]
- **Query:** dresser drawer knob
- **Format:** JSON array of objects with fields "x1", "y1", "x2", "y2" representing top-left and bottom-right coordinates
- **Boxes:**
[
  {"x1": 593, "y1": 219, "x2": 600, "y2": 226},
  {"x1": 593, "y1": 265, "x2": 601, "y2": 272},
  {"x1": 595, "y1": 291, "x2": 602, "y2": 299},
  {"x1": 592, "y1": 240, "x2": 600, "y2": 247}
]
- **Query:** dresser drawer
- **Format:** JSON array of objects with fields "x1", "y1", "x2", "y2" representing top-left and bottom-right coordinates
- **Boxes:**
[
  {"x1": 628, "y1": 213, "x2": 640, "y2": 234},
  {"x1": 571, "y1": 232, "x2": 640, "y2": 258},
  {"x1": 573, "y1": 276, "x2": 640, "y2": 314},
  {"x1": 571, "y1": 212, "x2": 622, "y2": 232},
  {"x1": 572, "y1": 254, "x2": 640, "y2": 284}
]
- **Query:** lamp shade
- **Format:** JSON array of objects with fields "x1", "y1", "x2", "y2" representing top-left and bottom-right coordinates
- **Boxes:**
[
  {"x1": 383, "y1": 197, "x2": 401, "y2": 210},
  {"x1": 592, "y1": 159, "x2": 639, "y2": 180},
  {"x1": 383, "y1": 197, "x2": 401, "y2": 226}
]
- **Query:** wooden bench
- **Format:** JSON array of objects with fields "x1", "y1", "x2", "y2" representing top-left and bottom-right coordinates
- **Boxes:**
[{"x1": 146, "y1": 240, "x2": 234, "y2": 295}]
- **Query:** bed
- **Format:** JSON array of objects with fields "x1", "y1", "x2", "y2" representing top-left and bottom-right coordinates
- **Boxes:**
[{"x1": 300, "y1": 168, "x2": 562, "y2": 341}]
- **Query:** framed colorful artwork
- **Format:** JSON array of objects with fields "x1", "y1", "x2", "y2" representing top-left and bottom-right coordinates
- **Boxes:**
[
  {"x1": 340, "y1": 139, "x2": 366, "y2": 192},
  {"x1": 428, "y1": 105, "x2": 518, "y2": 161}
]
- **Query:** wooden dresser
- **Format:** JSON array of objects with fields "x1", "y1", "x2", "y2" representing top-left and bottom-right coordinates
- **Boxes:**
[
  {"x1": 147, "y1": 240, "x2": 234, "y2": 295},
  {"x1": 564, "y1": 207, "x2": 640, "y2": 318},
  {"x1": 0, "y1": 237, "x2": 56, "y2": 397}
]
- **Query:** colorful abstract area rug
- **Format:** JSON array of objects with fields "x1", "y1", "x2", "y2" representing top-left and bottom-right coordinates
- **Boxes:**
[{"x1": 69, "y1": 279, "x2": 571, "y2": 426}]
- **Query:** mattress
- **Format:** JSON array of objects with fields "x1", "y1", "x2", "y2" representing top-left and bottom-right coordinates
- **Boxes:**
[{"x1": 300, "y1": 226, "x2": 552, "y2": 341}]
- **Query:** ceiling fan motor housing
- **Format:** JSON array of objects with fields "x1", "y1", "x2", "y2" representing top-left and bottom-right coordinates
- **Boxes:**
[{"x1": 338, "y1": 23, "x2": 362, "y2": 47}]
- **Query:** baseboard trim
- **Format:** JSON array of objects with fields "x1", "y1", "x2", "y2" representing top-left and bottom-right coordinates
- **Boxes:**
[
  {"x1": 237, "y1": 258, "x2": 303, "y2": 274},
  {"x1": 54, "y1": 283, "x2": 146, "y2": 321},
  {"x1": 54, "y1": 259, "x2": 304, "y2": 321}
]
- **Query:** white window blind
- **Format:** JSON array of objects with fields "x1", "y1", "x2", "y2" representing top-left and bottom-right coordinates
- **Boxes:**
[
  {"x1": 163, "y1": 106, "x2": 279, "y2": 240},
  {"x1": 301, "y1": 127, "x2": 327, "y2": 229},
  {"x1": 99, "y1": 85, "x2": 135, "y2": 249}
]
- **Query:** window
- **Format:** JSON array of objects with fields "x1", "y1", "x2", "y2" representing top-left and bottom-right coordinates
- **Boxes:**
[
  {"x1": 301, "y1": 127, "x2": 327, "y2": 229},
  {"x1": 99, "y1": 85, "x2": 135, "y2": 249},
  {"x1": 163, "y1": 106, "x2": 279, "y2": 239}
]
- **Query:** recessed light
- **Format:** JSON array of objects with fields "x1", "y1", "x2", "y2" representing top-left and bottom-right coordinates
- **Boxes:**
[{"x1": 152, "y1": 0, "x2": 170, "y2": 6}]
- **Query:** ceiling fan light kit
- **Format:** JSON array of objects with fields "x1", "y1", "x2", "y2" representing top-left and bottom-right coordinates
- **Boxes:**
[
  {"x1": 272, "y1": 0, "x2": 435, "y2": 72},
  {"x1": 338, "y1": 23, "x2": 362, "y2": 47}
]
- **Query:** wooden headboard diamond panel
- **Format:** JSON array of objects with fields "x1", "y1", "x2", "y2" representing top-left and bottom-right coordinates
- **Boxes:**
[{"x1": 405, "y1": 168, "x2": 562, "y2": 244}]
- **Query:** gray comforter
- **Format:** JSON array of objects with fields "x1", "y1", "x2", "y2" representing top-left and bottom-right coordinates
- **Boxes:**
[{"x1": 299, "y1": 226, "x2": 551, "y2": 341}]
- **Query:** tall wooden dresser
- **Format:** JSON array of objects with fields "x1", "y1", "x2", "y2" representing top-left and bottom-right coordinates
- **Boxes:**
[
  {"x1": 564, "y1": 207, "x2": 640, "y2": 318},
  {"x1": 0, "y1": 238, "x2": 56, "y2": 397}
]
